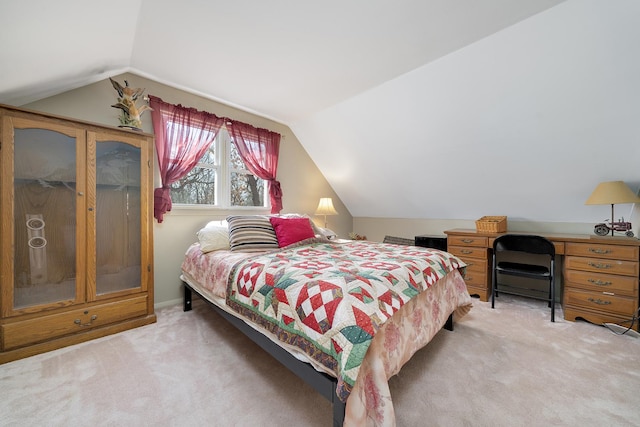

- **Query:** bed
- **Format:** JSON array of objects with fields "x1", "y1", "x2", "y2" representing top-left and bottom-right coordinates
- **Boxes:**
[{"x1": 180, "y1": 215, "x2": 473, "y2": 426}]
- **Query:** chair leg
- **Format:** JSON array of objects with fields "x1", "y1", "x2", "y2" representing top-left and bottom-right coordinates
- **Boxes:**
[
  {"x1": 491, "y1": 282, "x2": 495, "y2": 308},
  {"x1": 550, "y1": 277, "x2": 555, "y2": 322},
  {"x1": 550, "y1": 259, "x2": 556, "y2": 322},
  {"x1": 491, "y1": 256, "x2": 497, "y2": 309}
]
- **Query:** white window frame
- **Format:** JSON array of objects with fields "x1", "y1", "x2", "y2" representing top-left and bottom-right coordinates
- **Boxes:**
[{"x1": 171, "y1": 125, "x2": 269, "y2": 211}]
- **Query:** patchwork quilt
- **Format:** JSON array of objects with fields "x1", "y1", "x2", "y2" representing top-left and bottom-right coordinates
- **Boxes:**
[{"x1": 225, "y1": 240, "x2": 466, "y2": 400}]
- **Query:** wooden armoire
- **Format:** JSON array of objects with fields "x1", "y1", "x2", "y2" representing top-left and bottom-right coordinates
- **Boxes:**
[{"x1": 0, "y1": 104, "x2": 156, "y2": 363}]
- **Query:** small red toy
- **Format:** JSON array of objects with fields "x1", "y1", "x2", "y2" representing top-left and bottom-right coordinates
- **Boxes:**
[{"x1": 593, "y1": 217, "x2": 634, "y2": 237}]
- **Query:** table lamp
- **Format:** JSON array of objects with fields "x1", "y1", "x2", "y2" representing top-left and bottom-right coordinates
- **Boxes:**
[
  {"x1": 315, "y1": 197, "x2": 338, "y2": 228},
  {"x1": 585, "y1": 181, "x2": 640, "y2": 236}
]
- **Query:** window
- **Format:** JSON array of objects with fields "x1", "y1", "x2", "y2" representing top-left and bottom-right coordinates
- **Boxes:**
[
  {"x1": 229, "y1": 140, "x2": 265, "y2": 207},
  {"x1": 149, "y1": 94, "x2": 282, "y2": 221},
  {"x1": 170, "y1": 126, "x2": 267, "y2": 208}
]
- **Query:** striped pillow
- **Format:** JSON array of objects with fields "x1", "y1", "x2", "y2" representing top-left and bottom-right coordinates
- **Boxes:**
[{"x1": 226, "y1": 215, "x2": 279, "y2": 252}]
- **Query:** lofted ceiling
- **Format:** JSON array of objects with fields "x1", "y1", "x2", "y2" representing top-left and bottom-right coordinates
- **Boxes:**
[
  {"x1": 7, "y1": 1, "x2": 638, "y2": 227},
  {"x1": 0, "y1": 0, "x2": 564, "y2": 124}
]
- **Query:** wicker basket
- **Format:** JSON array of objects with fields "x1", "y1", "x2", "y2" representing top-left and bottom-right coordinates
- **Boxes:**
[{"x1": 475, "y1": 216, "x2": 507, "y2": 233}]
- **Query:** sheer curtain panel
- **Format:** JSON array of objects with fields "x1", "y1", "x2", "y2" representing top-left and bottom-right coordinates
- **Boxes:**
[
  {"x1": 227, "y1": 121, "x2": 282, "y2": 213},
  {"x1": 149, "y1": 96, "x2": 225, "y2": 222}
]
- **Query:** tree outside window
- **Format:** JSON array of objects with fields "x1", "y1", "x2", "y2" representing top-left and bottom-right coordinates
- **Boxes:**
[{"x1": 170, "y1": 127, "x2": 266, "y2": 208}]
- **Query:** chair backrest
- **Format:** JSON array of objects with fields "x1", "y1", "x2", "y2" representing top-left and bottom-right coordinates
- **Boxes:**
[{"x1": 493, "y1": 234, "x2": 555, "y2": 257}]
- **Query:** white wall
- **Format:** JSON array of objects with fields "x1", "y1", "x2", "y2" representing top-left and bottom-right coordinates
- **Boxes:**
[
  {"x1": 24, "y1": 73, "x2": 352, "y2": 306},
  {"x1": 18, "y1": 0, "x2": 640, "y2": 304},
  {"x1": 352, "y1": 217, "x2": 600, "y2": 245},
  {"x1": 292, "y1": 0, "x2": 640, "y2": 225}
]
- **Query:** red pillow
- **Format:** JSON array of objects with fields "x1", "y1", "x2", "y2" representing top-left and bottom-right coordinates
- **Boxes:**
[{"x1": 269, "y1": 216, "x2": 315, "y2": 247}]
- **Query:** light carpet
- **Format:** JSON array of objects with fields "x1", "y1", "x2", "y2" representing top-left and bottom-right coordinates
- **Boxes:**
[{"x1": 1, "y1": 295, "x2": 639, "y2": 427}]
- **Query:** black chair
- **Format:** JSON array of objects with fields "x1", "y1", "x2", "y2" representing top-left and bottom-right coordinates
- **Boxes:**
[{"x1": 491, "y1": 234, "x2": 556, "y2": 322}]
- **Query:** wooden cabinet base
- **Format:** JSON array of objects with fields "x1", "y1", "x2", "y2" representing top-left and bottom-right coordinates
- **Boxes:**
[
  {"x1": 2, "y1": 296, "x2": 150, "y2": 350},
  {"x1": 0, "y1": 314, "x2": 156, "y2": 364},
  {"x1": 564, "y1": 306, "x2": 638, "y2": 332}
]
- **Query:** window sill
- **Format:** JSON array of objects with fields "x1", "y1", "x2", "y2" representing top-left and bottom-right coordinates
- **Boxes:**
[{"x1": 169, "y1": 205, "x2": 270, "y2": 216}]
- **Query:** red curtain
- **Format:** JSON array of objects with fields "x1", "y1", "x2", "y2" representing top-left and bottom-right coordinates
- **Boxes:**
[
  {"x1": 149, "y1": 95, "x2": 225, "y2": 222},
  {"x1": 227, "y1": 121, "x2": 283, "y2": 213}
]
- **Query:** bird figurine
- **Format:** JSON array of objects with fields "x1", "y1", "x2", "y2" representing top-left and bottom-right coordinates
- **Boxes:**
[{"x1": 109, "y1": 77, "x2": 152, "y2": 130}]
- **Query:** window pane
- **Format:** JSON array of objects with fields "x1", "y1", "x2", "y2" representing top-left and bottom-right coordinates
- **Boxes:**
[
  {"x1": 166, "y1": 123, "x2": 268, "y2": 208},
  {"x1": 200, "y1": 146, "x2": 216, "y2": 164},
  {"x1": 229, "y1": 142, "x2": 245, "y2": 170},
  {"x1": 166, "y1": 122, "x2": 217, "y2": 162},
  {"x1": 171, "y1": 166, "x2": 216, "y2": 204},
  {"x1": 230, "y1": 172, "x2": 264, "y2": 206}
]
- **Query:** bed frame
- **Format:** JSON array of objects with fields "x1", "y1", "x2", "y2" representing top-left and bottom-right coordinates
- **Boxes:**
[{"x1": 183, "y1": 281, "x2": 454, "y2": 426}]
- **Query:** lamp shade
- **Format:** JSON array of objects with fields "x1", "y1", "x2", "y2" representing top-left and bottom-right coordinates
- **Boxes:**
[
  {"x1": 585, "y1": 181, "x2": 640, "y2": 205},
  {"x1": 315, "y1": 198, "x2": 338, "y2": 216}
]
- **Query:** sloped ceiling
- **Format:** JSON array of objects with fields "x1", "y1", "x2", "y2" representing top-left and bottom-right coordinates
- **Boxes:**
[
  {"x1": 3, "y1": 0, "x2": 638, "y2": 224},
  {"x1": 292, "y1": 0, "x2": 640, "y2": 223},
  {"x1": 1, "y1": 0, "x2": 563, "y2": 122}
]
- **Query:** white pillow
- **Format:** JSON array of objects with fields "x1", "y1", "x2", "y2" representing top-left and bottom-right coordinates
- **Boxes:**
[{"x1": 197, "y1": 220, "x2": 230, "y2": 253}]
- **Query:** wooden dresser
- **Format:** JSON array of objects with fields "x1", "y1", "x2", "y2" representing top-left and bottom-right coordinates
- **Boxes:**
[
  {"x1": 447, "y1": 234, "x2": 491, "y2": 301},
  {"x1": 445, "y1": 229, "x2": 640, "y2": 330},
  {"x1": 563, "y1": 241, "x2": 639, "y2": 329}
]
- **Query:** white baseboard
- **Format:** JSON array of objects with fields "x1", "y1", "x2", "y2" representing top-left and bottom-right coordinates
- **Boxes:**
[{"x1": 154, "y1": 298, "x2": 183, "y2": 310}]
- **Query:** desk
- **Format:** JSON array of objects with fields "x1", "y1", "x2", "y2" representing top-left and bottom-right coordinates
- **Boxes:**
[{"x1": 444, "y1": 229, "x2": 640, "y2": 330}]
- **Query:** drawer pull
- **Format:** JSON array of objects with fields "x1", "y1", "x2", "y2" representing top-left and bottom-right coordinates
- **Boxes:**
[
  {"x1": 587, "y1": 279, "x2": 612, "y2": 286},
  {"x1": 587, "y1": 262, "x2": 612, "y2": 270},
  {"x1": 461, "y1": 250, "x2": 473, "y2": 255},
  {"x1": 588, "y1": 248, "x2": 612, "y2": 255},
  {"x1": 74, "y1": 315, "x2": 97, "y2": 327},
  {"x1": 461, "y1": 239, "x2": 474, "y2": 244},
  {"x1": 586, "y1": 298, "x2": 611, "y2": 306}
]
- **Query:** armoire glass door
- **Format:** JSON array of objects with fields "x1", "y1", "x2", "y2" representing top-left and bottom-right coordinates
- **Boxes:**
[
  {"x1": 12, "y1": 126, "x2": 81, "y2": 309},
  {"x1": 93, "y1": 137, "x2": 142, "y2": 296}
]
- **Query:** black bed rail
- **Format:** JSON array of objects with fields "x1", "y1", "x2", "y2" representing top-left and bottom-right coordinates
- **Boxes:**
[{"x1": 183, "y1": 281, "x2": 452, "y2": 426}]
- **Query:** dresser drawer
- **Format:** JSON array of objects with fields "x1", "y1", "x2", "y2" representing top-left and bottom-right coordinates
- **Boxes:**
[
  {"x1": 448, "y1": 237, "x2": 490, "y2": 301},
  {"x1": 461, "y1": 267, "x2": 487, "y2": 287},
  {"x1": 461, "y1": 258, "x2": 489, "y2": 274},
  {"x1": 448, "y1": 235, "x2": 488, "y2": 248},
  {"x1": 564, "y1": 269, "x2": 638, "y2": 297},
  {"x1": 459, "y1": 258, "x2": 490, "y2": 301},
  {"x1": 466, "y1": 284, "x2": 490, "y2": 301},
  {"x1": 565, "y1": 256, "x2": 639, "y2": 277},
  {"x1": 565, "y1": 242, "x2": 639, "y2": 261},
  {"x1": 1, "y1": 296, "x2": 148, "y2": 350},
  {"x1": 449, "y1": 245, "x2": 488, "y2": 260},
  {"x1": 563, "y1": 288, "x2": 637, "y2": 317}
]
